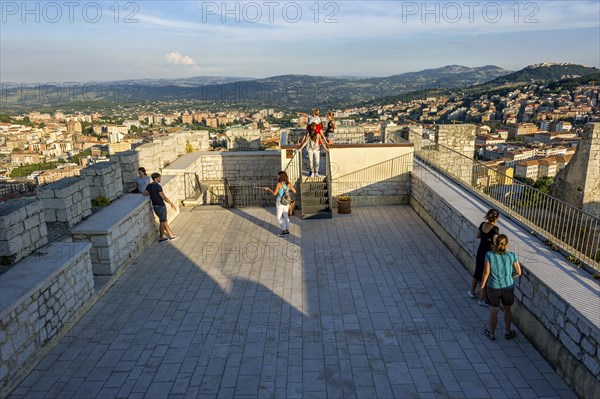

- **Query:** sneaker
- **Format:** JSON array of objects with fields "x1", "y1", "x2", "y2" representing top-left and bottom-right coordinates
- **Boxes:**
[
  {"x1": 478, "y1": 299, "x2": 489, "y2": 307},
  {"x1": 484, "y1": 328, "x2": 496, "y2": 341},
  {"x1": 169, "y1": 235, "x2": 179, "y2": 241},
  {"x1": 467, "y1": 290, "x2": 476, "y2": 299},
  {"x1": 278, "y1": 231, "x2": 287, "y2": 237},
  {"x1": 159, "y1": 237, "x2": 169, "y2": 242},
  {"x1": 283, "y1": 230, "x2": 290, "y2": 235}
]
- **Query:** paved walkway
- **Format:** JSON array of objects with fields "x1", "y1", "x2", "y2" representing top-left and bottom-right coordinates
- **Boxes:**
[{"x1": 10, "y1": 206, "x2": 576, "y2": 398}]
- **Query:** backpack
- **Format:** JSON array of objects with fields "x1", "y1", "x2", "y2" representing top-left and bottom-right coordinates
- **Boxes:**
[{"x1": 280, "y1": 185, "x2": 292, "y2": 205}]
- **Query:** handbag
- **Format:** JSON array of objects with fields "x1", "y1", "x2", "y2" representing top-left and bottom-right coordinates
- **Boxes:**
[{"x1": 280, "y1": 186, "x2": 292, "y2": 205}]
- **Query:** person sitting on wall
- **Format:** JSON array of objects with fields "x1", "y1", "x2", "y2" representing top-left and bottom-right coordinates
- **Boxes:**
[{"x1": 298, "y1": 108, "x2": 323, "y2": 137}]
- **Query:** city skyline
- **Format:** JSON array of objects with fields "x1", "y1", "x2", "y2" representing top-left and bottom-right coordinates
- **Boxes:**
[{"x1": 1, "y1": 0, "x2": 599, "y2": 83}]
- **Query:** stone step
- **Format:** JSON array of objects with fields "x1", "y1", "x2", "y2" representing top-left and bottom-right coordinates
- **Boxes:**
[
  {"x1": 302, "y1": 189, "x2": 329, "y2": 197},
  {"x1": 302, "y1": 197, "x2": 330, "y2": 205},
  {"x1": 302, "y1": 182, "x2": 328, "y2": 191}
]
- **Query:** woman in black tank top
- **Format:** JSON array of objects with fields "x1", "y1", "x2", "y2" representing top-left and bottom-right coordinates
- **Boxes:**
[{"x1": 325, "y1": 112, "x2": 335, "y2": 145}]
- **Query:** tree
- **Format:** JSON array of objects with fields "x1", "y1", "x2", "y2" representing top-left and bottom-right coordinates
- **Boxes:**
[{"x1": 533, "y1": 176, "x2": 554, "y2": 193}]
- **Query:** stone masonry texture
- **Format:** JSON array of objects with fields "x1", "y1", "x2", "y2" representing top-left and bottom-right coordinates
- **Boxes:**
[{"x1": 0, "y1": 199, "x2": 48, "y2": 265}]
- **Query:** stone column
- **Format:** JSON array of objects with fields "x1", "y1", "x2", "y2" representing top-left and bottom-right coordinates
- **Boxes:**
[
  {"x1": 435, "y1": 124, "x2": 476, "y2": 184},
  {"x1": 550, "y1": 123, "x2": 600, "y2": 218},
  {"x1": 111, "y1": 150, "x2": 140, "y2": 194},
  {"x1": 37, "y1": 177, "x2": 92, "y2": 241}
]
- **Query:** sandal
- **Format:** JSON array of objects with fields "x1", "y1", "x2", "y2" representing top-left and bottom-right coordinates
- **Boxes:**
[
  {"x1": 484, "y1": 329, "x2": 496, "y2": 341},
  {"x1": 504, "y1": 330, "x2": 517, "y2": 340}
]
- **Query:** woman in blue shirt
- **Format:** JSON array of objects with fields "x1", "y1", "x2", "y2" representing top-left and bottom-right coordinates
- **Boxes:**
[{"x1": 481, "y1": 234, "x2": 522, "y2": 341}]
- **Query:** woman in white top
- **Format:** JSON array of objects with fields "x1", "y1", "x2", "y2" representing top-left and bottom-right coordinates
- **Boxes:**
[
  {"x1": 129, "y1": 167, "x2": 151, "y2": 193},
  {"x1": 264, "y1": 171, "x2": 297, "y2": 237},
  {"x1": 298, "y1": 123, "x2": 329, "y2": 177}
]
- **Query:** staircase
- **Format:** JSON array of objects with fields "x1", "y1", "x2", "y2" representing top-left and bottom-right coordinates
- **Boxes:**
[{"x1": 300, "y1": 152, "x2": 333, "y2": 220}]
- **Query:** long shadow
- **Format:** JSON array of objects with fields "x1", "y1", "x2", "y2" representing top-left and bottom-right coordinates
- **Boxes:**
[{"x1": 10, "y1": 208, "x2": 315, "y2": 398}]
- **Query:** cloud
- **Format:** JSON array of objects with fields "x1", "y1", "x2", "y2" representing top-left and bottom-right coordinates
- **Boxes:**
[{"x1": 165, "y1": 52, "x2": 196, "y2": 66}]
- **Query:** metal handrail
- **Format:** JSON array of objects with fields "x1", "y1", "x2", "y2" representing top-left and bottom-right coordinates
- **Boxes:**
[
  {"x1": 282, "y1": 149, "x2": 302, "y2": 196},
  {"x1": 184, "y1": 172, "x2": 201, "y2": 200},
  {"x1": 326, "y1": 150, "x2": 333, "y2": 211},
  {"x1": 413, "y1": 137, "x2": 600, "y2": 271},
  {"x1": 223, "y1": 178, "x2": 233, "y2": 208},
  {"x1": 333, "y1": 153, "x2": 414, "y2": 186}
]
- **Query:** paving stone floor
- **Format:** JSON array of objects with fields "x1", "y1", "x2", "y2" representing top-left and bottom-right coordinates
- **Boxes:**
[{"x1": 10, "y1": 206, "x2": 577, "y2": 398}]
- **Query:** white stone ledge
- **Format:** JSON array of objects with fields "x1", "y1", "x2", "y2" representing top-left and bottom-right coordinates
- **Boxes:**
[
  {"x1": 411, "y1": 163, "x2": 600, "y2": 328},
  {"x1": 0, "y1": 242, "x2": 91, "y2": 317},
  {"x1": 71, "y1": 194, "x2": 149, "y2": 235}
]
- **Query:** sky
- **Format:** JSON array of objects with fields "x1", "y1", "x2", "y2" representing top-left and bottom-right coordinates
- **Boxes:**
[{"x1": 1, "y1": 0, "x2": 599, "y2": 82}]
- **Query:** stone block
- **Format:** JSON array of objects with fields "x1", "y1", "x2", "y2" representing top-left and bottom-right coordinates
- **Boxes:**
[
  {"x1": 582, "y1": 354, "x2": 600, "y2": 376},
  {"x1": 581, "y1": 338, "x2": 597, "y2": 356},
  {"x1": 564, "y1": 322, "x2": 582, "y2": 343},
  {"x1": 559, "y1": 331, "x2": 582, "y2": 359},
  {"x1": 576, "y1": 318, "x2": 592, "y2": 337}
]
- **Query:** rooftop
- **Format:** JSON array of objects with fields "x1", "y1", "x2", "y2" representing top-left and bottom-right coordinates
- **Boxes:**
[{"x1": 10, "y1": 206, "x2": 577, "y2": 398}]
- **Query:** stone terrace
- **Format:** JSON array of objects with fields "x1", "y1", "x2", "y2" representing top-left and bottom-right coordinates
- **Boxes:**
[{"x1": 10, "y1": 207, "x2": 577, "y2": 398}]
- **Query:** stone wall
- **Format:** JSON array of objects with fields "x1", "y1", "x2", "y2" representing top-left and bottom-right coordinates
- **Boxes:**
[
  {"x1": 410, "y1": 171, "x2": 600, "y2": 399},
  {"x1": 550, "y1": 123, "x2": 600, "y2": 218},
  {"x1": 71, "y1": 195, "x2": 155, "y2": 275},
  {"x1": 163, "y1": 151, "x2": 280, "y2": 195},
  {"x1": 427, "y1": 124, "x2": 476, "y2": 184},
  {"x1": 0, "y1": 199, "x2": 48, "y2": 265},
  {"x1": 177, "y1": 131, "x2": 210, "y2": 153},
  {"x1": 110, "y1": 132, "x2": 210, "y2": 194},
  {"x1": 158, "y1": 176, "x2": 181, "y2": 224},
  {"x1": 0, "y1": 243, "x2": 93, "y2": 394},
  {"x1": 80, "y1": 161, "x2": 123, "y2": 202},
  {"x1": 37, "y1": 177, "x2": 91, "y2": 242},
  {"x1": 333, "y1": 178, "x2": 412, "y2": 206},
  {"x1": 201, "y1": 152, "x2": 281, "y2": 184},
  {"x1": 111, "y1": 150, "x2": 140, "y2": 194},
  {"x1": 328, "y1": 145, "x2": 414, "y2": 206}
]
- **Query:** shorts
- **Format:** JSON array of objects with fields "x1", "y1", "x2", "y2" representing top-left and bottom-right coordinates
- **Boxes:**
[
  {"x1": 153, "y1": 205, "x2": 167, "y2": 222},
  {"x1": 486, "y1": 286, "x2": 515, "y2": 307}
]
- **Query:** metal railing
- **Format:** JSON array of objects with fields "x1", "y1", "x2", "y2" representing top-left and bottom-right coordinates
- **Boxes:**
[
  {"x1": 183, "y1": 172, "x2": 201, "y2": 201},
  {"x1": 225, "y1": 178, "x2": 277, "y2": 207},
  {"x1": 223, "y1": 178, "x2": 233, "y2": 208},
  {"x1": 200, "y1": 149, "x2": 301, "y2": 209},
  {"x1": 414, "y1": 138, "x2": 600, "y2": 271},
  {"x1": 326, "y1": 150, "x2": 333, "y2": 210},
  {"x1": 283, "y1": 149, "x2": 302, "y2": 194},
  {"x1": 333, "y1": 153, "x2": 414, "y2": 196}
]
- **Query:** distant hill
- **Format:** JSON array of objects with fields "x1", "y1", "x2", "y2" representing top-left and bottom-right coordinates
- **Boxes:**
[
  {"x1": 103, "y1": 76, "x2": 253, "y2": 87},
  {"x1": 156, "y1": 65, "x2": 511, "y2": 109},
  {"x1": 4, "y1": 63, "x2": 598, "y2": 113},
  {"x1": 1, "y1": 65, "x2": 512, "y2": 112},
  {"x1": 365, "y1": 67, "x2": 600, "y2": 107},
  {"x1": 484, "y1": 63, "x2": 600, "y2": 86}
]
